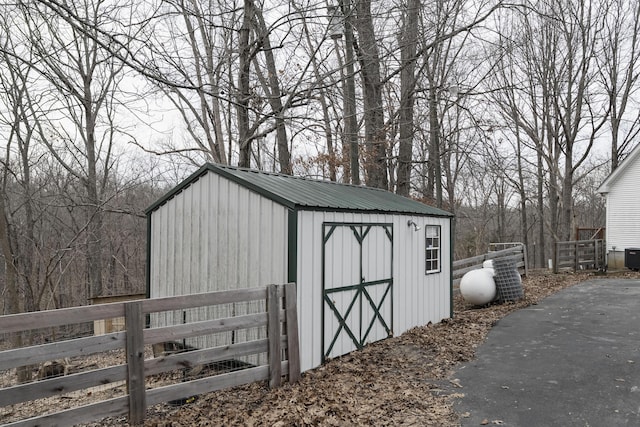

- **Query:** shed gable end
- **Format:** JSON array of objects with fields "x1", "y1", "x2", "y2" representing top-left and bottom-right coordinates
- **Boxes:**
[{"x1": 149, "y1": 171, "x2": 289, "y2": 298}]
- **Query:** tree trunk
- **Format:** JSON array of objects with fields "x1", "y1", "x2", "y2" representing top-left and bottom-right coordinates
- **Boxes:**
[
  {"x1": 253, "y1": 8, "x2": 291, "y2": 174},
  {"x1": 0, "y1": 188, "x2": 20, "y2": 316},
  {"x1": 353, "y1": 0, "x2": 387, "y2": 189},
  {"x1": 193, "y1": 0, "x2": 228, "y2": 164},
  {"x1": 515, "y1": 128, "x2": 529, "y2": 265},
  {"x1": 602, "y1": 0, "x2": 640, "y2": 171},
  {"x1": 304, "y1": 18, "x2": 336, "y2": 180},
  {"x1": 341, "y1": 0, "x2": 359, "y2": 185},
  {"x1": 536, "y1": 146, "x2": 546, "y2": 268},
  {"x1": 181, "y1": 1, "x2": 226, "y2": 163},
  {"x1": 396, "y1": 0, "x2": 419, "y2": 197},
  {"x1": 428, "y1": 83, "x2": 442, "y2": 207},
  {"x1": 0, "y1": 177, "x2": 31, "y2": 382},
  {"x1": 561, "y1": 146, "x2": 574, "y2": 241},
  {"x1": 84, "y1": 76, "x2": 104, "y2": 299},
  {"x1": 237, "y1": 0, "x2": 254, "y2": 168}
]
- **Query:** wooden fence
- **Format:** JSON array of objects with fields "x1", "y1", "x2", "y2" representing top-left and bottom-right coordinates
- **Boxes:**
[
  {"x1": 554, "y1": 239, "x2": 606, "y2": 273},
  {"x1": 453, "y1": 244, "x2": 528, "y2": 289},
  {"x1": 0, "y1": 284, "x2": 299, "y2": 426}
]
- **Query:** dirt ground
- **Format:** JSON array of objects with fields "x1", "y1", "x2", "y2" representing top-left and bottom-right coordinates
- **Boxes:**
[{"x1": 80, "y1": 269, "x2": 640, "y2": 427}]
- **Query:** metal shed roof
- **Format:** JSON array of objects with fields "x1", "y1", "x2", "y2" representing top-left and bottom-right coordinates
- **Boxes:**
[{"x1": 146, "y1": 163, "x2": 453, "y2": 217}]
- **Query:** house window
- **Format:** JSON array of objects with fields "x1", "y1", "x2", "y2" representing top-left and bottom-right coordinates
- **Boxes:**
[{"x1": 425, "y1": 225, "x2": 441, "y2": 274}]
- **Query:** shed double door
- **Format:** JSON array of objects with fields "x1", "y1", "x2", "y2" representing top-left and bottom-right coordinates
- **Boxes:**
[{"x1": 322, "y1": 222, "x2": 393, "y2": 361}]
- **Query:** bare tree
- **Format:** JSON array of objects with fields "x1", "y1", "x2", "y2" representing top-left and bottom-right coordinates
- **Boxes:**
[
  {"x1": 237, "y1": 0, "x2": 255, "y2": 168},
  {"x1": 490, "y1": 1, "x2": 602, "y2": 244},
  {"x1": 251, "y1": 7, "x2": 292, "y2": 174},
  {"x1": 0, "y1": 14, "x2": 36, "y2": 316},
  {"x1": 174, "y1": 0, "x2": 229, "y2": 164},
  {"x1": 597, "y1": 0, "x2": 640, "y2": 170},
  {"x1": 10, "y1": 0, "x2": 137, "y2": 299},
  {"x1": 340, "y1": 0, "x2": 360, "y2": 184},
  {"x1": 13, "y1": 0, "x2": 634, "y2": 276},
  {"x1": 396, "y1": 0, "x2": 419, "y2": 196},
  {"x1": 295, "y1": 3, "x2": 339, "y2": 181},
  {"x1": 353, "y1": 0, "x2": 388, "y2": 189}
]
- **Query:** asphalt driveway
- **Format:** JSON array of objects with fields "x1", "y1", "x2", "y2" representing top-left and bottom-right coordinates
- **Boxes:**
[{"x1": 453, "y1": 279, "x2": 640, "y2": 426}]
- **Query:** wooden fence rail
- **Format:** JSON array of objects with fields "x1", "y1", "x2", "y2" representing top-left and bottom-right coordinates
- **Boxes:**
[
  {"x1": 0, "y1": 284, "x2": 300, "y2": 426},
  {"x1": 554, "y1": 239, "x2": 606, "y2": 273},
  {"x1": 452, "y1": 244, "x2": 528, "y2": 289}
]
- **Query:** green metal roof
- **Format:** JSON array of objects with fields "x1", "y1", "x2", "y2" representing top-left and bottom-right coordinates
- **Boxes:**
[{"x1": 147, "y1": 163, "x2": 453, "y2": 217}]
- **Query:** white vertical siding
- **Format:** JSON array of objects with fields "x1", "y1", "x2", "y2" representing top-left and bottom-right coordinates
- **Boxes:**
[
  {"x1": 394, "y1": 216, "x2": 451, "y2": 334},
  {"x1": 297, "y1": 209, "x2": 322, "y2": 369},
  {"x1": 606, "y1": 163, "x2": 640, "y2": 252},
  {"x1": 149, "y1": 172, "x2": 289, "y2": 359},
  {"x1": 150, "y1": 172, "x2": 289, "y2": 295},
  {"x1": 296, "y1": 210, "x2": 451, "y2": 372}
]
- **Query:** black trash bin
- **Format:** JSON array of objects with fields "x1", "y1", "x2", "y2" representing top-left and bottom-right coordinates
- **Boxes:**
[{"x1": 625, "y1": 248, "x2": 640, "y2": 271}]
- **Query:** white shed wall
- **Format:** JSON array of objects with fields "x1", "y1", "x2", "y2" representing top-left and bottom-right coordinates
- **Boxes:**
[
  {"x1": 605, "y1": 163, "x2": 640, "y2": 253},
  {"x1": 296, "y1": 210, "x2": 451, "y2": 372},
  {"x1": 150, "y1": 172, "x2": 289, "y2": 296},
  {"x1": 395, "y1": 215, "x2": 451, "y2": 333},
  {"x1": 149, "y1": 172, "x2": 289, "y2": 355}
]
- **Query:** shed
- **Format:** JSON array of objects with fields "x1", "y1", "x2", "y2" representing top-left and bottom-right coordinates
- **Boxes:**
[
  {"x1": 146, "y1": 163, "x2": 454, "y2": 372},
  {"x1": 598, "y1": 143, "x2": 640, "y2": 269}
]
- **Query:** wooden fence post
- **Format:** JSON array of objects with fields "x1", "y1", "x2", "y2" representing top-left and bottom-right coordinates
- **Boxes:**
[
  {"x1": 521, "y1": 245, "x2": 529, "y2": 276},
  {"x1": 125, "y1": 301, "x2": 146, "y2": 425},
  {"x1": 284, "y1": 283, "x2": 301, "y2": 383},
  {"x1": 267, "y1": 284, "x2": 282, "y2": 388}
]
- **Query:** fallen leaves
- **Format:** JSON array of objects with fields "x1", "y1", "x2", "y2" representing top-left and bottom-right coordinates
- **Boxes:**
[{"x1": 75, "y1": 270, "x2": 637, "y2": 426}]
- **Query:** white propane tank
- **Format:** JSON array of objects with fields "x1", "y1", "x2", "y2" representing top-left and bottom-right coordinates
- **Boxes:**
[
  {"x1": 482, "y1": 259, "x2": 495, "y2": 277},
  {"x1": 459, "y1": 268, "x2": 496, "y2": 306}
]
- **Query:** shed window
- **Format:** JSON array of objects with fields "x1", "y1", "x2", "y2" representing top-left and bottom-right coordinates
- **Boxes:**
[{"x1": 425, "y1": 225, "x2": 441, "y2": 274}]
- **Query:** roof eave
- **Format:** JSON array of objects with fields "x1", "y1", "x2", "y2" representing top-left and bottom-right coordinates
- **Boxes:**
[
  {"x1": 597, "y1": 179, "x2": 610, "y2": 194},
  {"x1": 597, "y1": 143, "x2": 640, "y2": 194},
  {"x1": 146, "y1": 162, "x2": 454, "y2": 218},
  {"x1": 295, "y1": 205, "x2": 454, "y2": 217},
  {"x1": 207, "y1": 163, "x2": 297, "y2": 209},
  {"x1": 145, "y1": 164, "x2": 211, "y2": 215}
]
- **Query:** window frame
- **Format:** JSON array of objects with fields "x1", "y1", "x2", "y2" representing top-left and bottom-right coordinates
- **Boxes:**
[{"x1": 424, "y1": 225, "x2": 441, "y2": 274}]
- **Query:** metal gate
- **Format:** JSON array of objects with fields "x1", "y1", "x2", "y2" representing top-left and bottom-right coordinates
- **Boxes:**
[{"x1": 322, "y1": 222, "x2": 393, "y2": 361}]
